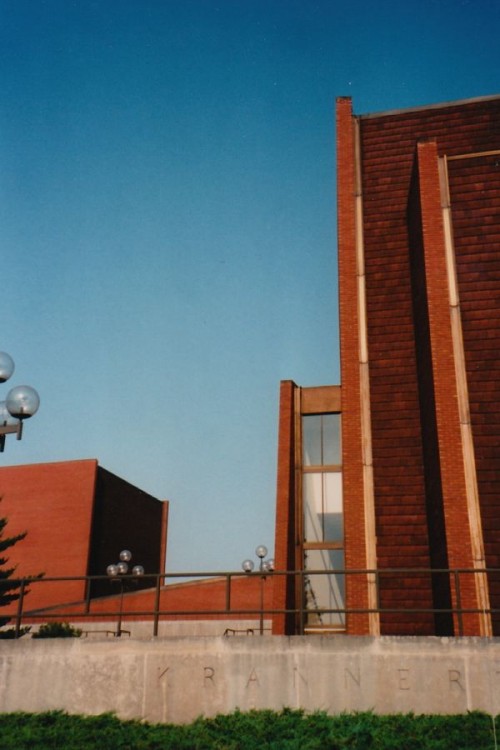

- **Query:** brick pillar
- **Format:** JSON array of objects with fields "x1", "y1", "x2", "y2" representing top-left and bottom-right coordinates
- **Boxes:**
[
  {"x1": 415, "y1": 140, "x2": 488, "y2": 635},
  {"x1": 272, "y1": 380, "x2": 298, "y2": 634},
  {"x1": 337, "y1": 98, "x2": 371, "y2": 634}
]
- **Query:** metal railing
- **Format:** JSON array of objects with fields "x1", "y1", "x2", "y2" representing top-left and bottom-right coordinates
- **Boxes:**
[{"x1": 4, "y1": 567, "x2": 500, "y2": 638}]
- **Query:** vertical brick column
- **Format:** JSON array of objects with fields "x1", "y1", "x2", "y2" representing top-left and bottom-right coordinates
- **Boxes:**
[
  {"x1": 415, "y1": 140, "x2": 486, "y2": 635},
  {"x1": 272, "y1": 380, "x2": 297, "y2": 634},
  {"x1": 337, "y1": 98, "x2": 371, "y2": 634}
]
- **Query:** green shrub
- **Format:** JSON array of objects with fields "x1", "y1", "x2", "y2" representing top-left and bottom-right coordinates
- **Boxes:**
[
  {"x1": 0, "y1": 626, "x2": 30, "y2": 639},
  {"x1": 32, "y1": 622, "x2": 82, "y2": 639},
  {"x1": 0, "y1": 709, "x2": 497, "y2": 750}
]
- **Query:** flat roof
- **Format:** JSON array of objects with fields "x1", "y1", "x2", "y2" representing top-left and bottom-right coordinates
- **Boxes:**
[{"x1": 353, "y1": 93, "x2": 500, "y2": 121}]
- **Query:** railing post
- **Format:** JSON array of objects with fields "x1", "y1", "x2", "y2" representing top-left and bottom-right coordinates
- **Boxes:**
[
  {"x1": 225, "y1": 574, "x2": 232, "y2": 615},
  {"x1": 453, "y1": 569, "x2": 463, "y2": 636},
  {"x1": 14, "y1": 579, "x2": 26, "y2": 638},
  {"x1": 114, "y1": 579, "x2": 125, "y2": 637},
  {"x1": 153, "y1": 572, "x2": 162, "y2": 637},
  {"x1": 299, "y1": 570, "x2": 305, "y2": 635},
  {"x1": 375, "y1": 568, "x2": 380, "y2": 613},
  {"x1": 259, "y1": 574, "x2": 265, "y2": 636},
  {"x1": 84, "y1": 575, "x2": 92, "y2": 614}
]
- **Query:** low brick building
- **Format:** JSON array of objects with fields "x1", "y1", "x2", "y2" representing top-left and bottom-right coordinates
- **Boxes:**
[
  {"x1": 0, "y1": 460, "x2": 271, "y2": 634},
  {"x1": 0, "y1": 459, "x2": 168, "y2": 612}
]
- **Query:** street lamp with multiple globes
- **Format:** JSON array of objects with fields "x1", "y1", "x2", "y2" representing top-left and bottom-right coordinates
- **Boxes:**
[
  {"x1": 241, "y1": 545, "x2": 275, "y2": 575},
  {"x1": 106, "y1": 549, "x2": 145, "y2": 637},
  {"x1": 242, "y1": 545, "x2": 274, "y2": 635},
  {"x1": 0, "y1": 351, "x2": 40, "y2": 452}
]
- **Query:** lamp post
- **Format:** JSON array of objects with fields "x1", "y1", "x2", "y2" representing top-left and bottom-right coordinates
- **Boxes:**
[
  {"x1": 0, "y1": 351, "x2": 40, "y2": 452},
  {"x1": 242, "y1": 545, "x2": 274, "y2": 635},
  {"x1": 106, "y1": 549, "x2": 145, "y2": 637}
]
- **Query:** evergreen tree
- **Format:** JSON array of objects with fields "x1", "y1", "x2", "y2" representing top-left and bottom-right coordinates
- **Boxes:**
[
  {"x1": 0, "y1": 510, "x2": 30, "y2": 636},
  {"x1": 0, "y1": 518, "x2": 27, "y2": 619}
]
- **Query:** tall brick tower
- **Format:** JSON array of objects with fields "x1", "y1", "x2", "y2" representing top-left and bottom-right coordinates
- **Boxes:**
[{"x1": 274, "y1": 95, "x2": 500, "y2": 637}]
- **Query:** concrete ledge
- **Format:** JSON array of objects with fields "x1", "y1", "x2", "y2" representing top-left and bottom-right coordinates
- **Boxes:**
[
  {"x1": 1, "y1": 636, "x2": 499, "y2": 724},
  {"x1": 68, "y1": 619, "x2": 268, "y2": 639}
]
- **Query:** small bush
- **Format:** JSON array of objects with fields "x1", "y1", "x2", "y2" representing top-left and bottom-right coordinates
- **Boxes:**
[
  {"x1": 0, "y1": 627, "x2": 30, "y2": 639},
  {"x1": 32, "y1": 622, "x2": 82, "y2": 639}
]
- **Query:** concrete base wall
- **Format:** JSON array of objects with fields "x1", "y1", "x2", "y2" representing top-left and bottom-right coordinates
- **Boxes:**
[{"x1": 1, "y1": 636, "x2": 500, "y2": 724}]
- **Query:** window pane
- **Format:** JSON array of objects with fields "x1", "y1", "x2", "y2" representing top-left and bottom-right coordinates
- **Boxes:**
[
  {"x1": 323, "y1": 414, "x2": 341, "y2": 465},
  {"x1": 303, "y1": 473, "x2": 323, "y2": 543},
  {"x1": 323, "y1": 473, "x2": 343, "y2": 541},
  {"x1": 302, "y1": 414, "x2": 341, "y2": 466},
  {"x1": 305, "y1": 548, "x2": 345, "y2": 629},
  {"x1": 303, "y1": 472, "x2": 343, "y2": 543},
  {"x1": 302, "y1": 415, "x2": 322, "y2": 466}
]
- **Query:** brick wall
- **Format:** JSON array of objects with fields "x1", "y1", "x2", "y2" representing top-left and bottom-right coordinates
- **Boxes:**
[
  {"x1": 336, "y1": 98, "x2": 371, "y2": 634},
  {"x1": 0, "y1": 460, "x2": 98, "y2": 610},
  {"x1": 24, "y1": 573, "x2": 275, "y2": 632},
  {"x1": 88, "y1": 467, "x2": 167, "y2": 598},
  {"x1": 449, "y1": 152, "x2": 500, "y2": 632},
  {"x1": 272, "y1": 380, "x2": 297, "y2": 635},
  {"x1": 339, "y1": 96, "x2": 500, "y2": 635},
  {"x1": 407, "y1": 150, "x2": 453, "y2": 635},
  {"x1": 0, "y1": 460, "x2": 166, "y2": 616},
  {"x1": 413, "y1": 140, "x2": 481, "y2": 635}
]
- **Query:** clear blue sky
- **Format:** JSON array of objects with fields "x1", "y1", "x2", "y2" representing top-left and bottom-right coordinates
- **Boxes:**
[{"x1": 1, "y1": 0, "x2": 498, "y2": 572}]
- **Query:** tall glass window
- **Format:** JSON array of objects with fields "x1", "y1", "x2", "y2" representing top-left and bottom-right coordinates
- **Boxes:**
[
  {"x1": 302, "y1": 413, "x2": 344, "y2": 630},
  {"x1": 302, "y1": 414, "x2": 341, "y2": 467},
  {"x1": 303, "y1": 473, "x2": 343, "y2": 543}
]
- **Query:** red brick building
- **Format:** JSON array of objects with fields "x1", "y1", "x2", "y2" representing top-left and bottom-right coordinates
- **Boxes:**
[
  {"x1": 274, "y1": 95, "x2": 500, "y2": 637},
  {"x1": 0, "y1": 460, "x2": 272, "y2": 632},
  {"x1": 2, "y1": 96, "x2": 499, "y2": 639},
  {"x1": 0, "y1": 460, "x2": 168, "y2": 612}
]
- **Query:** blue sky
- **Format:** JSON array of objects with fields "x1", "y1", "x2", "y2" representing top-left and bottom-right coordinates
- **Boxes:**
[{"x1": 0, "y1": 0, "x2": 498, "y2": 572}]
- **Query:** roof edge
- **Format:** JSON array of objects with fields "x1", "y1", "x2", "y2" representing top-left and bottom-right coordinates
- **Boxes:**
[{"x1": 357, "y1": 93, "x2": 500, "y2": 120}]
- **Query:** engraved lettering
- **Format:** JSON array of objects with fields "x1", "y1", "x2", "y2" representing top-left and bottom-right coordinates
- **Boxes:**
[
  {"x1": 293, "y1": 666, "x2": 308, "y2": 688},
  {"x1": 204, "y1": 667, "x2": 215, "y2": 686},
  {"x1": 246, "y1": 669, "x2": 259, "y2": 687},
  {"x1": 449, "y1": 669, "x2": 464, "y2": 691},
  {"x1": 398, "y1": 669, "x2": 410, "y2": 690},
  {"x1": 345, "y1": 667, "x2": 361, "y2": 688},
  {"x1": 158, "y1": 666, "x2": 170, "y2": 723}
]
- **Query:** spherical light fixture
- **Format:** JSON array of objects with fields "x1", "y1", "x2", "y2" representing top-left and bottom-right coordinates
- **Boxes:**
[
  {"x1": 242, "y1": 546, "x2": 274, "y2": 574},
  {"x1": 0, "y1": 352, "x2": 40, "y2": 450},
  {"x1": 6, "y1": 385, "x2": 40, "y2": 419},
  {"x1": 0, "y1": 401, "x2": 17, "y2": 426},
  {"x1": 0, "y1": 352, "x2": 15, "y2": 383},
  {"x1": 262, "y1": 558, "x2": 275, "y2": 573}
]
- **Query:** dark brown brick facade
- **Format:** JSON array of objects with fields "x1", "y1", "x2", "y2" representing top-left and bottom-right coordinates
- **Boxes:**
[{"x1": 339, "y1": 96, "x2": 500, "y2": 635}]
